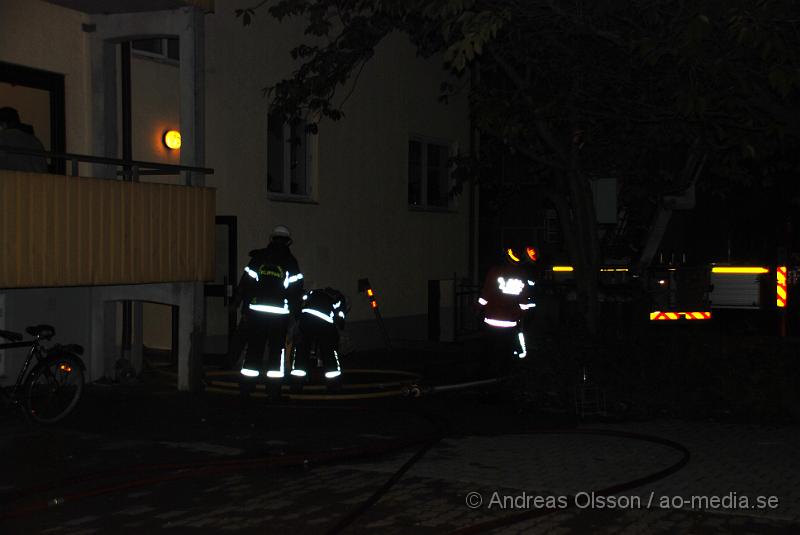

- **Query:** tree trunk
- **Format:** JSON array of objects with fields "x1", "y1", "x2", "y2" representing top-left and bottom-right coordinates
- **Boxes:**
[
  {"x1": 550, "y1": 170, "x2": 600, "y2": 336},
  {"x1": 567, "y1": 170, "x2": 600, "y2": 336}
]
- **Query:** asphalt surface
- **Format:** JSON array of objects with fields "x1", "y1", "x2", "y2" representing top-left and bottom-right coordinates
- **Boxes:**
[{"x1": 1, "y1": 345, "x2": 799, "y2": 534}]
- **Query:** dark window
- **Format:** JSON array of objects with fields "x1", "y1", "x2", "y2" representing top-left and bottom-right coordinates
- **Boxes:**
[
  {"x1": 408, "y1": 140, "x2": 422, "y2": 205},
  {"x1": 167, "y1": 38, "x2": 180, "y2": 61},
  {"x1": 131, "y1": 38, "x2": 179, "y2": 62},
  {"x1": 132, "y1": 38, "x2": 163, "y2": 55},
  {"x1": 288, "y1": 119, "x2": 307, "y2": 195},
  {"x1": 426, "y1": 143, "x2": 449, "y2": 207},
  {"x1": 408, "y1": 138, "x2": 451, "y2": 208},
  {"x1": 267, "y1": 113, "x2": 284, "y2": 193},
  {"x1": 268, "y1": 113, "x2": 312, "y2": 198}
]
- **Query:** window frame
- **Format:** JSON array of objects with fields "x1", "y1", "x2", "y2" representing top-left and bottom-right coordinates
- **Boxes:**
[
  {"x1": 407, "y1": 134, "x2": 457, "y2": 212},
  {"x1": 266, "y1": 115, "x2": 318, "y2": 203},
  {"x1": 131, "y1": 37, "x2": 180, "y2": 65}
]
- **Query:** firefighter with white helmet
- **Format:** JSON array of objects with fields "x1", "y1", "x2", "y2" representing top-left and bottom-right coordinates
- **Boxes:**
[{"x1": 235, "y1": 225, "x2": 304, "y2": 396}]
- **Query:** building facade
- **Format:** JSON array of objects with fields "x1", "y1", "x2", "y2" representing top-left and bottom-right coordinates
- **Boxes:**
[{"x1": 0, "y1": 0, "x2": 473, "y2": 388}]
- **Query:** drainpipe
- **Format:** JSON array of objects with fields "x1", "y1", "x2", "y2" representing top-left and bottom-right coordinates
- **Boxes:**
[
  {"x1": 468, "y1": 60, "x2": 480, "y2": 286},
  {"x1": 120, "y1": 41, "x2": 133, "y2": 364}
]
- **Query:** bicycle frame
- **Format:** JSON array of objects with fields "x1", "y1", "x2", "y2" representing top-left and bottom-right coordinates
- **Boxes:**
[{"x1": 0, "y1": 339, "x2": 42, "y2": 403}]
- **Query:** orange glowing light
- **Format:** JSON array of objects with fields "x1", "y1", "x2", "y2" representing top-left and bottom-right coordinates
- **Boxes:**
[
  {"x1": 371, "y1": 301, "x2": 378, "y2": 309},
  {"x1": 526, "y1": 247, "x2": 538, "y2": 262},
  {"x1": 163, "y1": 129, "x2": 182, "y2": 150},
  {"x1": 367, "y1": 288, "x2": 374, "y2": 297}
]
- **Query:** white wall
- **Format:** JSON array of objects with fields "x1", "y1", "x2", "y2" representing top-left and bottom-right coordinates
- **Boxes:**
[
  {"x1": 0, "y1": 0, "x2": 472, "y2": 354},
  {"x1": 205, "y1": 3, "x2": 471, "y2": 327},
  {"x1": 0, "y1": 288, "x2": 92, "y2": 386},
  {"x1": 131, "y1": 54, "x2": 183, "y2": 184},
  {"x1": 0, "y1": 0, "x2": 92, "y2": 154}
]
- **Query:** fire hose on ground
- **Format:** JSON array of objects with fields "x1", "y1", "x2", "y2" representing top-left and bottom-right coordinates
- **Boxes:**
[{"x1": 1, "y1": 369, "x2": 691, "y2": 534}]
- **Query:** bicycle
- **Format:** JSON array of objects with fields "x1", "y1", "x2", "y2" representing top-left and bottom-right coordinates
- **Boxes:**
[{"x1": 0, "y1": 324, "x2": 86, "y2": 424}]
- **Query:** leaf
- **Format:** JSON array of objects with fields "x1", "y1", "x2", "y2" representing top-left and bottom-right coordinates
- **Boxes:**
[{"x1": 768, "y1": 66, "x2": 792, "y2": 96}]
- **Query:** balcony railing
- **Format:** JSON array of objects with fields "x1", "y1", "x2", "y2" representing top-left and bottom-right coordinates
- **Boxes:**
[
  {"x1": 0, "y1": 144, "x2": 213, "y2": 183},
  {"x1": 0, "y1": 146, "x2": 215, "y2": 288}
]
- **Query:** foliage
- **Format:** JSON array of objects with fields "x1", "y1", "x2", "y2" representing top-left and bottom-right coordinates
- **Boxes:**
[{"x1": 236, "y1": 0, "x2": 800, "y2": 331}]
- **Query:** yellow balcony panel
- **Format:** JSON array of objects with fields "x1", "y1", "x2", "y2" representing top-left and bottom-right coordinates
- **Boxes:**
[{"x1": 0, "y1": 170, "x2": 215, "y2": 288}]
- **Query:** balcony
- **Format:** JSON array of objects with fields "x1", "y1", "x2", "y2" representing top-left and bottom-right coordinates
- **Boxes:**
[{"x1": 0, "y1": 146, "x2": 215, "y2": 288}]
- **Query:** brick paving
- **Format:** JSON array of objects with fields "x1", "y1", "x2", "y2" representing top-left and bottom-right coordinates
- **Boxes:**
[{"x1": 1, "y1": 385, "x2": 799, "y2": 534}]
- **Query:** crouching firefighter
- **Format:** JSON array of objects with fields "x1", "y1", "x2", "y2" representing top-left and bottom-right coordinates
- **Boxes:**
[
  {"x1": 290, "y1": 287, "x2": 347, "y2": 388},
  {"x1": 478, "y1": 247, "x2": 536, "y2": 366},
  {"x1": 238, "y1": 225, "x2": 304, "y2": 396}
]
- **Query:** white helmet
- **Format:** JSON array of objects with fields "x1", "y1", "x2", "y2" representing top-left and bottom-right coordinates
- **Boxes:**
[{"x1": 270, "y1": 225, "x2": 291, "y2": 240}]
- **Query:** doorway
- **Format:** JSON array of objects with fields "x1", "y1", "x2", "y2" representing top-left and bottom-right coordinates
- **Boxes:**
[
  {"x1": 204, "y1": 216, "x2": 238, "y2": 360},
  {"x1": 0, "y1": 61, "x2": 66, "y2": 174}
]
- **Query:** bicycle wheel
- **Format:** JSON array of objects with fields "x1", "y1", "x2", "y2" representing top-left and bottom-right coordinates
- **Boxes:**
[{"x1": 24, "y1": 354, "x2": 85, "y2": 424}]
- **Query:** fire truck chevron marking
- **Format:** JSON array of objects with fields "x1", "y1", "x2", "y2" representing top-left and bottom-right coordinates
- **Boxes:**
[
  {"x1": 650, "y1": 311, "x2": 711, "y2": 321},
  {"x1": 777, "y1": 266, "x2": 788, "y2": 308}
]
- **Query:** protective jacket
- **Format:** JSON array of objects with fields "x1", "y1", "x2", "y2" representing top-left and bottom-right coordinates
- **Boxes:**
[
  {"x1": 301, "y1": 288, "x2": 347, "y2": 328},
  {"x1": 291, "y1": 288, "x2": 347, "y2": 379},
  {"x1": 240, "y1": 243, "x2": 303, "y2": 315},
  {"x1": 478, "y1": 264, "x2": 535, "y2": 327}
]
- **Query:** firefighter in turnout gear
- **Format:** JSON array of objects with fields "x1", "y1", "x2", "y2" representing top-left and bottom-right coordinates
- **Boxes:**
[
  {"x1": 238, "y1": 225, "x2": 303, "y2": 386},
  {"x1": 478, "y1": 247, "x2": 536, "y2": 363},
  {"x1": 290, "y1": 287, "x2": 347, "y2": 385}
]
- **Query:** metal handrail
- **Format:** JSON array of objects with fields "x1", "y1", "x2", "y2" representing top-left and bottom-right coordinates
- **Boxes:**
[{"x1": 0, "y1": 144, "x2": 213, "y2": 180}]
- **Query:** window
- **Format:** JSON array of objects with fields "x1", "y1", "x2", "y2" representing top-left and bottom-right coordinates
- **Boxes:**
[
  {"x1": 131, "y1": 38, "x2": 180, "y2": 62},
  {"x1": 267, "y1": 113, "x2": 314, "y2": 199},
  {"x1": 408, "y1": 138, "x2": 452, "y2": 209}
]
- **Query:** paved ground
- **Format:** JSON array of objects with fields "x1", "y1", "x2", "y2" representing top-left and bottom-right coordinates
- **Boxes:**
[{"x1": 1, "y1": 367, "x2": 799, "y2": 534}]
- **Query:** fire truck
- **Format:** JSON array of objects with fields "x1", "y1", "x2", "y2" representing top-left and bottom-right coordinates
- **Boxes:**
[{"x1": 537, "y1": 149, "x2": 795, "y2": 331}]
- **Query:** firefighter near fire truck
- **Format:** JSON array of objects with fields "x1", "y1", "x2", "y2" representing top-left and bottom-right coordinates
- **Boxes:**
[
  {"x1": 235, "y1": 225, "x2": 304, "y2": 399},
  {"x1": 478, "y1": 246, "x2": 538, "y2": 375}
]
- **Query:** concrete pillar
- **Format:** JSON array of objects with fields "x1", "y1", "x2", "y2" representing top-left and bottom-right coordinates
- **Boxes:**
[
  {"x1": 132, "y1": 301, "x2": 143, "y2": 375},
  {"x1": 176, "y1": 282, "x2": 205, "y2": 391},
  {"x1": 88, "y1": 283, "x2": 203, "y2": 390},
  {"x1": 89, "y1": 7, "x2": 206, "y2": 183},
  {"x1": 89, "y1": 35, "x2": 119, "y2": 178},
  {"x1": 85, "y1": 8, "x2": 208, "y2": 389},
  {"x1": 102, "y1": 300, "x2": 117, "y2": 379},
  {"x1": 180, "y1": 7, "x2": 205, "y2": 186}
]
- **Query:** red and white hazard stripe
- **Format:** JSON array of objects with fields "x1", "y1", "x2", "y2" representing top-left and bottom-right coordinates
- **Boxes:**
[
  {"x1": 777, "y1": 266, "x2": 787, "y2": 308},
  {"x1": 649, "y1": 311, "x2": 711, "y2": 321}
]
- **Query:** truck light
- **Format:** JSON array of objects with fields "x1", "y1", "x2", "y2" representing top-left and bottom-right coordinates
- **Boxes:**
[
  {"x1": 552, "y1": 266, "x2": 574, "y2": 272},
  {"x1": 711, "y1": 267, "x2": 769, "y2": 274}
]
